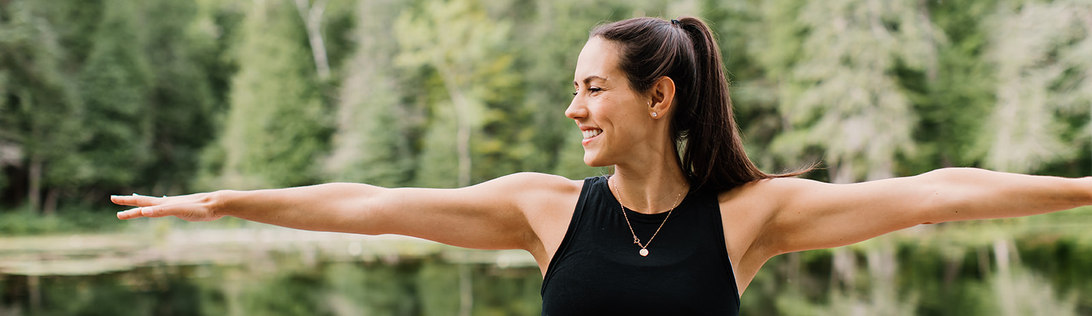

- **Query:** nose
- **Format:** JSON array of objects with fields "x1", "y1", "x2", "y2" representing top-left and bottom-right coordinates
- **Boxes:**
[{"x1": 565, "y1": 95, "x2": 587, "y2": 120}]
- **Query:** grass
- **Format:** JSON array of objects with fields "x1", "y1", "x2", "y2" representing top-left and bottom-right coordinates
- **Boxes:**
[{"x1": 0, "y1": 206, "x2": 127, "y2": 236}]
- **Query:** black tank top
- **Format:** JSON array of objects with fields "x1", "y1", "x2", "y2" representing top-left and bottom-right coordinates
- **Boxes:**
[{"x1": 541, "y1": 176, "x2": 740, "y2": 315}]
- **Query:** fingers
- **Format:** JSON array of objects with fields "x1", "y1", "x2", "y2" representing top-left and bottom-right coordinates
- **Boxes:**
[
  {"x1": 110, "y1": 193, "x2": 166, "y2": 207},
  {"x1": 117, "y1": 205, "x2": 171, "y2": 220},
  {"x1": 117, "y1": 207, "x2": 142, "y2": 220},
  {"x1": 113, "y1": 193, "x2": 169, "y2": 220}
]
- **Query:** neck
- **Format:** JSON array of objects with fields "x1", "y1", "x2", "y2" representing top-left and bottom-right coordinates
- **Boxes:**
[{"x1": 611, "y1": 149, "x2": 690, "y2": 215}]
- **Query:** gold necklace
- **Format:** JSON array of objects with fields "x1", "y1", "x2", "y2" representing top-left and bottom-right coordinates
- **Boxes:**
[{"x1": 608, "y1": 176, "x2": 687, "y2": 257}]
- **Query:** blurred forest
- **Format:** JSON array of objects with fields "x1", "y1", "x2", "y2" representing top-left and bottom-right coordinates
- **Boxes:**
[
  {"x1": 4, "y1": 0, "x2": 1092, "y2": 212},
  {"x1": 3, "y1": 0, "x2": 1092, "y2": 315}
]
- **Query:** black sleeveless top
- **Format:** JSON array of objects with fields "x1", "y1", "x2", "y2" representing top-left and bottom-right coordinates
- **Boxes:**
[{"x1": 541, "y1": 176, "x2": 740, "y2": 315}]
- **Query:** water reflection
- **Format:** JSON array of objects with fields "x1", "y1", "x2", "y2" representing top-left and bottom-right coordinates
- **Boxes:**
[
  {"x1": 2, "y1": 256, "x2": 542, "y2": 316},
  {"x1": 4, "y1": 222, "x2": 1092, "y2": 315}
]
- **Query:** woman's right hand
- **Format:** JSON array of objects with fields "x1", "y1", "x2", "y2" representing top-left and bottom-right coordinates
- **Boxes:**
[{"x1": 112, "y1": 192, "x2": 224, "y2": 222}]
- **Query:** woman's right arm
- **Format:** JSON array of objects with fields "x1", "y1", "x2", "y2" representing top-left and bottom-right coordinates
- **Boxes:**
[{"x1": 112, "y1": 172, "x2": 578, "y2": 251}]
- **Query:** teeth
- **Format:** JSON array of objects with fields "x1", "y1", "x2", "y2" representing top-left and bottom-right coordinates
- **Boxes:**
[{"x1": 582, "y1": 129, "x2": 602, "y2": 139}]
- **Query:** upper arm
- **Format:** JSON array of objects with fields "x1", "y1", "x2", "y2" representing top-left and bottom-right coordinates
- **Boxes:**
[
  {"x1": 357, "y1": 172, "x2": 578, "y2": 251},
  {"x1": 754, "y1": 175, "x2": 940, "y2": 255},
  {"x1": 754, "y1": 168, "x2": 1092, "y2": 255}
]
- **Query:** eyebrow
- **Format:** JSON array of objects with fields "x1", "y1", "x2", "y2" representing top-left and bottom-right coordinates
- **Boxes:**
[{"x1": 573, "y1": 75, "x2": 608, "y2": 86}]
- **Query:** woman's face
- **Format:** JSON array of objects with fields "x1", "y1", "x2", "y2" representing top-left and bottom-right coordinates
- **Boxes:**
[{"x1": 565, "y1": 37, "x2": 656, "y2": 167}]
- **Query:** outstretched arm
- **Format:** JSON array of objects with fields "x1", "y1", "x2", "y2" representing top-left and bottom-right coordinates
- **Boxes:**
[
  {"x1": 112, "y1": 172, "x2": 576, "y2": 251},
  {"x1": 755, "y1": 168, "x2": 1092, "y2": 255}
]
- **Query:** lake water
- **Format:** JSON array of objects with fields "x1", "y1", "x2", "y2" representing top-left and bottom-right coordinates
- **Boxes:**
[
  {"x1": 2, "y1": 254, "x2": 543, "y2": 316},
  {"x1": 3, "y1": 220, "x2": 1092, "y2": 315}
]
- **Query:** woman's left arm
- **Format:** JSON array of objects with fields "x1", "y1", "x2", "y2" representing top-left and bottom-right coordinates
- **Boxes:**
[{"x1": 756, "y1": 167, "x2": 1092, "y2": 255}]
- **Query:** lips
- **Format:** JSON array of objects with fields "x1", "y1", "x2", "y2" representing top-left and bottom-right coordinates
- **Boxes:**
[{"x1": 580, "y1": 127, "x2": 602, "y2": 146}]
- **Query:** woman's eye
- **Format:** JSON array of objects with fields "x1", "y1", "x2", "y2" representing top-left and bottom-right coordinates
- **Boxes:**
[{"x1": 572, "y1": 87, "x2": 603, "y2": 96}]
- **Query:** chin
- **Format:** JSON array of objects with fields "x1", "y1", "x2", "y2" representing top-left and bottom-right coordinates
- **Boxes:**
[{"x1": 582, "y1": 151, "x2": 611, "y2": 167}]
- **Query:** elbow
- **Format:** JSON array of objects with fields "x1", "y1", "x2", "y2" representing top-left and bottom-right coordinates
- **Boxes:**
[
  {"x1": 350, "y1": 207, "x2": 381, "y2": 235},
  {"x1": 349, "y1": 189, "x2": 396, "y2": 236},
  {"x1": 913, "y1": 168, "x2": 980, "y2": 224}
]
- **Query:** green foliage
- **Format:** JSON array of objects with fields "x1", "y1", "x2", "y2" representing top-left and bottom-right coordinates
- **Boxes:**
[
  {"x1": 0, "y1": 0, "x2": 1088, "y2": 204},
  {"x1": 415, "y1": 100, "x2": 463, "y2": 188},
  {"x1": 213, "y1": 0, "x2": 332, "y2": 189},
  {"x1": 7, "y1": 0, "x2": 1082, "y2": 200},
  {"x1": 0, "y1": 206, "x2": 124, "y2": 235},
  {"x1": 77, "y1": 0, "x2": 155, "y2": 188},
  {"x1": 324, "y1": 0, "x2": 420, "y2": 187},
  {"x1": 912, "y1": 0, "x2": 1000, "y2": 171},
  {"x1": 0, "y1": 1, "x2": 87, "y2": 201},
  {"x1": 764, "y1": 0, "x2": 938, "y2": 182},
  {"x1": 3, "y1": 0, "x2": 1092, "y2": 313},
  {"x1": 395, "y1": 0, "x2": 518, "y2": 186},
  {"x1": 979, "y1": 0, "x2": 1092, "y2": 173},
  {"x1": 140, "y1": 0, "x2": 220, "y2": 193}
]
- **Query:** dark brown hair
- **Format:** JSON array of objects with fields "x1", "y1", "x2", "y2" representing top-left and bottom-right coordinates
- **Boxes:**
[{"x1": 591, "y1": 17, "x2": 804, "y2": 193}]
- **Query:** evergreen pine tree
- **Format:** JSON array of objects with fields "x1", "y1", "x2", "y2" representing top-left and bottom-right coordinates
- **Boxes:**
[
  {"x1": 216, "y1": 0, "x2": 331, "y2": 188},
  {"x1": 77, "y1": 0, "x2": 154, "y2": 190}
]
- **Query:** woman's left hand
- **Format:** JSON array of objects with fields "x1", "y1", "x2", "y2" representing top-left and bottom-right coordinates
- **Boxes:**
[{"x1": 111, "y1": 193, "x2": 223, "y2": 222}]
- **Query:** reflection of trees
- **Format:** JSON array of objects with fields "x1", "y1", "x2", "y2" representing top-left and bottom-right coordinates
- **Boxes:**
[
  {"x1": 760, "y1": 225, "x2": 1087, "y2": 316},
  {"x1": 3, "y1": 225, "x2": 1091, "y2": 314}
]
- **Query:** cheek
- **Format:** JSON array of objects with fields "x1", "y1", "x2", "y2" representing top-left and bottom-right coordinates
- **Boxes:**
[
  {"x1": 597, "y1": 95, "x2": 635, "y2": 118},
  {"x1": 604, "y1": 97, "x2": 644, "y2": 125}
]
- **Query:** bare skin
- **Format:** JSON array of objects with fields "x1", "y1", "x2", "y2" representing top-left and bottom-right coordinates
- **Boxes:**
[{"x1": 113, "y1": 36, "x2": 1092, "y2": 296}]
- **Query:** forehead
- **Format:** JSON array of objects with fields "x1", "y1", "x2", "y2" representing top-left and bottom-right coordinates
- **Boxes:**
[{"x1": 573, "y1": 36, "x2": 623, "y2": 84}]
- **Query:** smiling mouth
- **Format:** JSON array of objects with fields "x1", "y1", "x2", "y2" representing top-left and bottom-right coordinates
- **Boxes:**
[{"x1": 582, "y1": 129, "x2": 602, "y2": 139}]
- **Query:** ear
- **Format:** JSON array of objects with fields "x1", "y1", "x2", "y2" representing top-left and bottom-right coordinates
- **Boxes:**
[{"x1": 648, "y1": 76, "x2": 676, "y2": 119}]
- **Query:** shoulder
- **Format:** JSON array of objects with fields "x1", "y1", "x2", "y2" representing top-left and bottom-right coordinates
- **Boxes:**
[
  {"x1": 716, "y1": 177, "x2": 800, "y2": 204},
  {"x1": 714, "y1": 177, "x2": 829, "y2": 240},
  {"x1": 485, "y1": 172, "x2": 584, "y2": 194},
  {"x1": 497, "y1": 173, "x2": 587, "y2": 263},
  {"x1": 480, "y1": 173, "x2": 584, "y2": 207},
  {"x1": 716, "y1": 177, "x2": 828, "y2": 205}
]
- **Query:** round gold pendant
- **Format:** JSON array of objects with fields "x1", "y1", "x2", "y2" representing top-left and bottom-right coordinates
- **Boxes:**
[{"x1": 639, "y1": 248, "x2": 649, "y2": 257}]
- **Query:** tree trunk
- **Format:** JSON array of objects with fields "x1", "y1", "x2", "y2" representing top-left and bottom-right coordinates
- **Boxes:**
[
  {"x1": 437, "y1": 68, "x2": 473, "y2": 187},
  {"x1": 866, "y1": 242, "x2": 900, "y2": 315},
  {"x1": 993, "y1": 238, "x2": 1017, "y2": 316},
  {"x1": 458, "y1": 263, "x2": 473, "y2": 316},
  {"x1": 976, "y1": 246, "x2": 992, "y2": 278},
  {"x1": 43, "y1": 188, "x2": 58, "y2": 215},
  {"x1": 27, "y1": 155, "x2": 42, "y2": 213},
  {"x1": 28, "y1": 275, "x2": 41, "y2": 314},
  {"x1": 453, "y1": 97, "x2": 472, "y2": 187},
  {"x1": 916, "y1": 0, "x2": 939, "y2": 81},
  {"x1": 294, "y1": 0, "x2": 331, "y2": 80},
  {"x1": 832, "y1": 247, "x2": 857, "y2": 292}
]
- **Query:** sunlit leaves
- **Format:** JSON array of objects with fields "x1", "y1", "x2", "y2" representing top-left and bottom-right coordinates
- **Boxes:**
[{"x1": 981, "y1": 1, "x2": 1092, "y2": 173}]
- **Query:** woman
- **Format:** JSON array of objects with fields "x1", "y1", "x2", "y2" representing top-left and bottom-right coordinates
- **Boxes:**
[{"x1": 112, "y1": 17, "x2": 1092, "y2": 315}]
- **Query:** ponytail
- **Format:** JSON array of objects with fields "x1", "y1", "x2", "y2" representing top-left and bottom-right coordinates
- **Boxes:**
[{"x1": 591, "y1": 16, "x2": 805, "y2": 193}]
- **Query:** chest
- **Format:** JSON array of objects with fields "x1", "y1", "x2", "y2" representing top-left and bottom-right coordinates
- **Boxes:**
[{"x1": 540, "y1": 189, "x2": 740, "y2": 315}]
